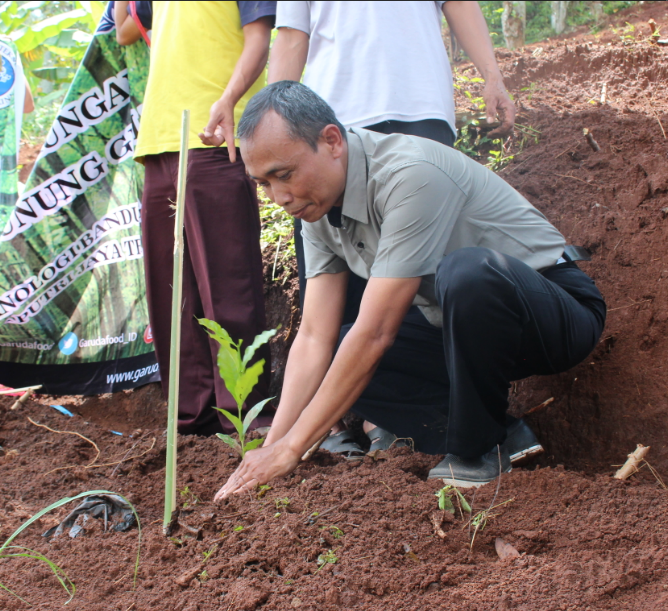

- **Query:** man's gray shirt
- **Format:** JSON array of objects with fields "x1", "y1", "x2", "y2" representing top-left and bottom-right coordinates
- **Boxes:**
[{"x1": 302, "y1": 128, "x2": 566, "y2": 325}]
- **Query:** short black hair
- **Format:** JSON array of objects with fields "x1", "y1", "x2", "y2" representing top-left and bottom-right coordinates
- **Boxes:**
[{"x1": 237, "y1": 81, "x2": 347, "y2": 150}]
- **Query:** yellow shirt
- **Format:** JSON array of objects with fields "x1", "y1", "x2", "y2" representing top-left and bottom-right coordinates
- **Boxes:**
[{"x1": 135, "y1": 1, "x2": 266, "y2": 158}]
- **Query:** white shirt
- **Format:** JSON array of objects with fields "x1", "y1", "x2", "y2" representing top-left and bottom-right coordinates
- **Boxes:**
[{"x1": 276, "y1": 1, "x2": 456, "y2": 133}]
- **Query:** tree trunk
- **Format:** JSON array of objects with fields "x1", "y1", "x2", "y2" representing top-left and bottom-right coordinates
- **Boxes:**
[
  {"x1": 502, "y1": 1, "x2": 525, "y2": 50},
  {"x1": 589, "y1": 1, "x2": 603, "y2": 24},
  {"x1": 551, "y1": 1, "x2": 570, "y2": 35}
]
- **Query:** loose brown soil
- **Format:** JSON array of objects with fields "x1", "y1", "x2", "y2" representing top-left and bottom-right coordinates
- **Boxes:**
[{"x1": 3, "y1": 3, "x2": 668, "y2": 609}]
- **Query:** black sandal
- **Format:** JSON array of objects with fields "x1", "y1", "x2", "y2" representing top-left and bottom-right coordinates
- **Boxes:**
[
  {"x1": 320, "y1": 430, "x2": 365, "y2": 461},
  {"x1": 366, "y1": 427, "x2": 408, "y2": 454}
]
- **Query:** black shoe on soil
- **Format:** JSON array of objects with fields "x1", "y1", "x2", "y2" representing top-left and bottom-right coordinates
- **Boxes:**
[
  {"x1": 427, "y1": 445, "x2": 512, "y2": 488},
  {"x1": 366, "y1": 426, "x2": 408, "y2": 454},
  {"x1": 320, "y1": 430, "x2": 365, "y2": 461},
  {"x1": 506, "y1": 418, "x2": 544, "y2": 465}
]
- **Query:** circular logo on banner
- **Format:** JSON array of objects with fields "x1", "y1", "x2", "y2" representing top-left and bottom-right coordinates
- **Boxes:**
[
  {"x1": 0, "y1": 43, "x2": 17, "y2": 109},
  {"x1": 58, "y1": 332, "x2": 79, "y2": 355},
  {"x1": 143, "y1": 325, "x2": 153, "y2": 344}
]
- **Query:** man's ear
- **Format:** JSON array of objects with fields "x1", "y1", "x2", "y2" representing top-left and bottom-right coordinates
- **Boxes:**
[{"x1": 321, "y1": 124, "x2": 345, "y2": 158}]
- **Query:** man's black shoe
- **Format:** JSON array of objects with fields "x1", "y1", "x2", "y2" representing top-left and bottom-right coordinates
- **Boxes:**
[
  {"x1": 427, "y1": 445, "x2": 512, "y2": 488},
  {"x1": 506, "y1": 418, "x2": 544, "y2": 465}
]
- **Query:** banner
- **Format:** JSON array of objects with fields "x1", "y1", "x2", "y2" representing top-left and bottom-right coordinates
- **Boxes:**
[{"x1": 0, "y1": 12, "x2": 159, "y2": 393}]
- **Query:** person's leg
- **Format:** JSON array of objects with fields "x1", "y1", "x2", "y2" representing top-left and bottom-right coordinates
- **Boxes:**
[
  {"x1": 140, "y1": 153, "x2": 179, "y2": 400},
  {"x1": 346, "y1": 307, "x2": 451, "y2": 453},
  {"x1": 182, "y1": 147, "x2": 271, "y2": 434},
  {"x1": 436, "y1": 247, "x2": 606, "y2": 459}
]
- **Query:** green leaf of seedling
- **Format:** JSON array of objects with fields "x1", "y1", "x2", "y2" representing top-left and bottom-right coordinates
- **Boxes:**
[
  {"x1": 213, "y1": 408, "x2": 243, "y2": 436},
  {"x1": 455, "y1": 490, "x2": 472, "y2": 513},
  {"x1": 242, "y1": 327, "x2": 279, "y2": 367},
  {"x1": 235, "y1": 359, "x2": 265, "y2": 408},
  {"x1": 436, "y1": 488, "x2": 455, "y2": 514},
  {"x1": 242, "y1": 397, "x2": 274, "y2": 436},
  {"x1": 243, "y1": 438, "x2": 264, "y2": 453},
  {"x1": 215, "y1": 433, "x2": 241, "y2": 454}
]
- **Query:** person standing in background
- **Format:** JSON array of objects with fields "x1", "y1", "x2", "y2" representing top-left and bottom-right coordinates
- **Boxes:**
[{"x1": 134, "y1": 2, "x2": 277, "y2": 436}]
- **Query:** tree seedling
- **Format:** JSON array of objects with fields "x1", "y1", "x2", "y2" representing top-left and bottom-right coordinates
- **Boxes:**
[
  {"x1": 198, "y1": 320, "x2": 278, "y2": 457},
  {"x1": 315, "y1": 549, "x2": 338, "y2": 574},
  {"x1": 198, "y1": 570, "x2": 209, "y2": 583},
  {"x1": 435, "y1": 484, "x2": 471, "y2": 519}
]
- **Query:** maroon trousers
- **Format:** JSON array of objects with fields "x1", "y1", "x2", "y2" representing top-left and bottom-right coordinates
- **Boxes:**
[{"x1": 141, "y1": 147, "x2": 271, "y2": 435}]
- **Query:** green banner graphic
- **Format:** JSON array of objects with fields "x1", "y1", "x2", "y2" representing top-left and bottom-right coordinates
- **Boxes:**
[{"x1": 0, "y1": 13, "x2": 159, "y2": 393}]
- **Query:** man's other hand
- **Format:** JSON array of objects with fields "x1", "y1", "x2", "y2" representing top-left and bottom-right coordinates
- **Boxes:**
[{"x1": 214, "y1": 439, "x2": 301, "y2": 501}]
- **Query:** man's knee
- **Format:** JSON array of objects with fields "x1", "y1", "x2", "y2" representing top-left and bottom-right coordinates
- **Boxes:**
[{"x1": 435, "y1": 247, "x2": 505, "y2": 307}]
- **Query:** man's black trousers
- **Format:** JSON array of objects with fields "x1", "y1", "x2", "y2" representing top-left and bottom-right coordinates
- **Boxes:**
[{"x1": 341, "y1": 247, "x2": 607, "y2": 458}]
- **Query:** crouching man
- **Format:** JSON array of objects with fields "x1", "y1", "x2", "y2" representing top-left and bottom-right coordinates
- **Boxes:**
[{"x1": 215, "y1": 81, "x2": 606, "y2": 497}]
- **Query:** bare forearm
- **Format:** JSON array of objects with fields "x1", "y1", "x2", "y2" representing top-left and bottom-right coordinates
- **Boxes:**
[
  {"x1": 268, "y1": 27, "x2": 308, "y2": 83},
  {"x1": 221, "y1": 19, "x2": 272, "y2": 107},
  {"x1": 265, "y1": 331, "x2": 336, "y2": 444},
  {"x1": 443, "y1": 1, "x2": 503, "y2": 83},
  {"x1": 282, "y1": 326, "x2": 390, "y2": 455}
]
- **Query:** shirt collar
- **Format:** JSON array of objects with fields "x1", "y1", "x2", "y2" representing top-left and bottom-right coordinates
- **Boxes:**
[{"x1": 337, "y1": 128, "x2": 369, "y2": 225}]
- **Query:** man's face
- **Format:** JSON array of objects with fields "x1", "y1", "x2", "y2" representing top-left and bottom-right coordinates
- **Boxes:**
[{"x1": 241, "y1": 111, "x2": 347, "y2": 223}]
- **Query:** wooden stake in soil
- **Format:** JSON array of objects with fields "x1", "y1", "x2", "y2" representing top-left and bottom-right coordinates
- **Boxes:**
[
  {"x1": 614, "y1": 444, "x2": 650, "y2": 480},
  {"x1": 10, "y1": 386, "x2": 40, "y2": 410},
  {"x1": 583, "y1": 128, "x2": 600, "y2": 152},
  {"x1": 163, "y1": 109, "x2": 190, "y2": 535}
]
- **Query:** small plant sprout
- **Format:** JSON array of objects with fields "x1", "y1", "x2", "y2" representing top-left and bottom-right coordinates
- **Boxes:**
[
  {"x1": 467, "y1": 498, "x2": 515, "y2": 551},
  {"x1": 198, "y1": 569, "x2": 209, "y2": 582},
  {"x1": 233, "y1": 525, "x2": 244, "y2": 532},
  {"x1": 435, "y1": 484, "x2": 472, "y2": 519},
  {"x1": 197, "y1": 320, "x2": 278, "y2": 457},
  {"x1": 275, "y1": 497, "x2": 291, "y2": 513},
  {"x1": 326, "y1": 525, "x2": 344, "y2": 539},
  {"x1": 202, "y1": 545, "x2": 218, "y2": 563},
  {"x1": 256, "y1": 484, "x2": 272, "y2": 499},
  {"x1": 179, "y1": 486, "x2": 200, "y2": 509},
  {"x1": 315, "y1": 549, "x2": 338, "y2": 573}
]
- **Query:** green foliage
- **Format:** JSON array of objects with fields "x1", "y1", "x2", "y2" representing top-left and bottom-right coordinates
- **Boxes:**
[
  {"x1": 0, "y1": 490, "x2": 142, "y2": 605},
  {"x1": 259, "y1": 190, "x2": 296, "y2": 283},
  {"x1": 477, "y1": 1, "x2": 641, "y2": 48},
  {"x1": 1, "y1": 1, "x2": 106, "y2": 140},
  {"x1": 198, "y1": 320, "x2": 278, "y2": 457},
  {"x1": 435, "y1": 484, "x2": 472, "y2": 516},
  {"x1": 274, "y1": 497, "x2": 291, "y2": 513},
  {"x1": 179, "y1": 486, "x2": 200, "y2": 509},
  {"x1": 315, "y1": 549, "x2": 338, "y2": 573}
]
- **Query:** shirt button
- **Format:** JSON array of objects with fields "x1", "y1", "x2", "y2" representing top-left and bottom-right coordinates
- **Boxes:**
[{"x1": 357, "y1": 242, "x2": 364, "y2": 249}]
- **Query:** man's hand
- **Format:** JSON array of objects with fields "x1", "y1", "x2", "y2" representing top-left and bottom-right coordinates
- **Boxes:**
[
  {"x1": 214, "y1": 439, "x2": 301, "y2": 501},
  {"x1": 197, "y1": 16, "x2": 272, "y2": 161},
  {"x1": 483, "y1": 79, "x2": 516, "y2": 138},
  {"x1": 199, "y1": 96, "x2": 236, "y2": 159},
  {"x1": 443, "y1": 1, "x2": 516, "y2": 137}
]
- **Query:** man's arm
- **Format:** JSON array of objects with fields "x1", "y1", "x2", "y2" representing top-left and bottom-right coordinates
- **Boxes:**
[
  {"x1": 198, "y1": 17, "x2": 273, "y2": 159},
  {"x1": 264, "y1": 270, "x2": 349, "y2": 445},
  {"x1": 114, "y1": 1, "x2": 142, "y2": 46},
  {"x1": 442, "y1": 1, "x2": 516, "y2": 136},
  {"x1": 267, "y1": 27, "x2": 309, "y2": 83},
  {"x1": 215, "y1": 274, "x2": 421, "y2": 500}
]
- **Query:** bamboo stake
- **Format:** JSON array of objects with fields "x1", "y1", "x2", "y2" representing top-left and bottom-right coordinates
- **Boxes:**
[
  {"x1": 163, "y1": 109, "x2": 190, "y2": 535},
  {"x1": 614, "y1": 444, "x2": 650, "y2": 480},
  {"x1": 10, "y1": 387, "x2": 39, "y2": 410}
]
